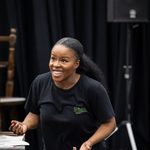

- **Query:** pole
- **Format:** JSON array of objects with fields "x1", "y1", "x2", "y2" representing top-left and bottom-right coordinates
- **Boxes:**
[{"x1": 122, "y1": 23, "x2": 137, "y2": 150}]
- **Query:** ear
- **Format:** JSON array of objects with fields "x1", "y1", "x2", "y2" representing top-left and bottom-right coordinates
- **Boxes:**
[{"x1": 75, "y1": 60, "x2": 80, "y2": 69}]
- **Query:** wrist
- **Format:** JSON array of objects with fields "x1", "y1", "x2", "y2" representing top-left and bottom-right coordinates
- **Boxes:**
[{"x1": 22, "y1": 123, "x2": 28, "y2": 131}]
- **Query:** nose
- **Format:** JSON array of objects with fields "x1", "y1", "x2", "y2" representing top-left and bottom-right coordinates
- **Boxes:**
[{"x1": 53, "y1": 60, "x2": 61, "y2": 67}]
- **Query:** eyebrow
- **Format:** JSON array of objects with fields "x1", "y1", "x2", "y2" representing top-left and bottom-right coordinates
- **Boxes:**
[{"x1": 51, "y1": 54, "x2": 71, "y2": 59}]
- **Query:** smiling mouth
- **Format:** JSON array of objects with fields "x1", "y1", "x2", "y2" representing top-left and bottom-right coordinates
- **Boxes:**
[{"x1": 52, "y1": 71, "x2": 63, "y2": 77}]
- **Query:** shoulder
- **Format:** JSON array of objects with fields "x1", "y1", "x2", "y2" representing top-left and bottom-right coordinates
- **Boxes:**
[
  {"x1": 34, "y1": 72, "x2": 51, "y2": 81},
  {"x1": 81, "y1": 74, "x2": 104, "y2": 89},
  {"x1": 80, "y1": 75, "x2": 108, "y2": 96},
  {"x1": 32, "y1": 72, "x2": 51, "y2": 86}
]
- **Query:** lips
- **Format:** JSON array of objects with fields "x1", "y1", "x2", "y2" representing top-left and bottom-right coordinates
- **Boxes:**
[{"x1": 52, "y1": 70, "x2": 63, "y2": 77}]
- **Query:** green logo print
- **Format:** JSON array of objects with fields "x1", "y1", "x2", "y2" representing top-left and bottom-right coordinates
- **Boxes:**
[{"x1": 74, "y1": 106, "x2": 87, "y2": 114}]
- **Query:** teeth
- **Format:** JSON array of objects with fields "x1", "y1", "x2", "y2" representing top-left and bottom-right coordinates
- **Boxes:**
[{"x1": 52, "y1": 71, "x2": 63, "y2": 77}]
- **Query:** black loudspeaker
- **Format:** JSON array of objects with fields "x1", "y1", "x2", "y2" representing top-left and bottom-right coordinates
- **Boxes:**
[{"x1": 107, "y1": 0, "x2": 150, "y2": 22}]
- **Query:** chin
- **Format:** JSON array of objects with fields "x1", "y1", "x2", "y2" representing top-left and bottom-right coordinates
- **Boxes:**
[{"x1": 52, "y1": 76, "x2": 63, "y2": 82}]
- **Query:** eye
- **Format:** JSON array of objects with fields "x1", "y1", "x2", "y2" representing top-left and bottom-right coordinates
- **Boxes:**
[
  {"x1": 60, "y1": 59, "x2": 68, "y2": 63},
  {"x1": 50, "y1": 56, "x2": 56, "y2": 61},
  {"x1": 61, "y1": 59, "x2": 68, "y2": 63}
]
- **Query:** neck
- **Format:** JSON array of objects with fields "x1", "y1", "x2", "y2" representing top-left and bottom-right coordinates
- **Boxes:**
[{"x1": 54, "y1": 74, "x2": 80, "y2": 89}]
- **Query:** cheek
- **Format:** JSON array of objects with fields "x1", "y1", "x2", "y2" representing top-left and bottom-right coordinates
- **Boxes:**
[
  {"x1": 48, "y1": 61, "x2": 52, "y2": 69},
  {"x1": 64, "y1": 65, "x2": 77, "y2": 73}
]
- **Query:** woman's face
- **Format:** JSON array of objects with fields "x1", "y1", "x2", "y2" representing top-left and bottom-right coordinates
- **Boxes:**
[{"x1": 49, "y1": 44, "x2": 79, "y2": 83}]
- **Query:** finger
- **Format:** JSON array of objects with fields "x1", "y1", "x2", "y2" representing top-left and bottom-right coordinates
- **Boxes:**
[
  {"x1": 11, "y1": 120, "x2": 17, "y2": 123},
  {"x1": 15, "y1": 123, "x2": 24, "y2": 135},
  {"x1": 86, "y1": 145, "x2": 91, "y2": 150},
  {"x1": 85, "y1": 143, "x2": 92, "y2": 150},
  {"x1": 11, "y1": 122, "x2": 21, "y2": 134},
  {"x1": 9, "y1": 121, "x2": 17, "y2": 130},
  {"x1": 73, "y1": 147, "x2": 77, "y2": 150},
  {"x1": 9, "y1": 124, "x2": 16, "y2": 131},
  {"x1": 9, "y1": 120, "x2": 20, "y2": 131}
]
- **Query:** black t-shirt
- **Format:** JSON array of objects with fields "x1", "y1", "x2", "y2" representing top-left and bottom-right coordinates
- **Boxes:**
[{"x1": 25, "y1": 72, "x2": 115, "y2": 150}]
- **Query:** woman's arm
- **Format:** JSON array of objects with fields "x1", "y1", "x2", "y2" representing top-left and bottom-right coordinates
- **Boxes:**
[
  {"x1": 22, "y1": 112, "x2": 39, "y2": 129},
  {"x1": 9, "y1": 112, "x2": 39, "y2": 135},
  {"x1": 80, "y1": 116, "x2": 116, "y2": 150}
]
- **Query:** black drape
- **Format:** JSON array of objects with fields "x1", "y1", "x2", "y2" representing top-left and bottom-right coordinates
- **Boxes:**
[{"x1": 1, "y1": 0, "x2": 149, "y2": 149}]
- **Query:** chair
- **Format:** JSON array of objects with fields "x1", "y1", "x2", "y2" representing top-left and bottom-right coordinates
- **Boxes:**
[{"x1": 0, "y1": 28, "x2": 25, "y2": 131}]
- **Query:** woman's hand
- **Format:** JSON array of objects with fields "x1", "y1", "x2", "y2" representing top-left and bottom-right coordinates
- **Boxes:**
[
  {"x1": 79, "y1": 141, "x2": 92, "y2": 150},
  {"x1": 9, "y1": 112, "x2": 39, "y2": 135},
  {"x1": 9, "y1": 120, "x2": 28, "y2": 135}
]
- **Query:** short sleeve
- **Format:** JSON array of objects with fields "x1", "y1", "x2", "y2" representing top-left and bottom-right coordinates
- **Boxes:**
[
  {"x1": 88, "y1": 83, "x2": 115, "y2": 124},
  {"x1": 24, "y1": 77, "x2": 40, "y2": 114}
]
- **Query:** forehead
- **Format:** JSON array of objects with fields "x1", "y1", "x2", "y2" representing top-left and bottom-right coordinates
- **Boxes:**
[{"x1": 51, "y1": 45, "x2": 76, "y2": 57}]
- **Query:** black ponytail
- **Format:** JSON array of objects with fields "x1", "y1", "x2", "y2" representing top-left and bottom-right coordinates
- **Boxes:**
[{"x1": 76, "y1": 53, "x2": 107, "y2": 89}]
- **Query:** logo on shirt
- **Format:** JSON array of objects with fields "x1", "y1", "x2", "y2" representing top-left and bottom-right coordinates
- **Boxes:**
[{"x1": 73, "y1": 106, "x2": 88, "y2": 114}]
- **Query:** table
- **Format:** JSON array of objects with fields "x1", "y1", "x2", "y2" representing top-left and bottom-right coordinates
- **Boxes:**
[{"x1": 0, "y1": 132, "x2": 28, "y2": 150}]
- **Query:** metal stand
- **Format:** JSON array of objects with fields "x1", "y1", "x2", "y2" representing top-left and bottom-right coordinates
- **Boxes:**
[{"x1": 122, "y1": 23, "x2": 137, "y2": 150}]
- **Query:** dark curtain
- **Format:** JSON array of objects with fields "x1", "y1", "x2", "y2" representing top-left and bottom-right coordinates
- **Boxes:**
[{"x1": 0, "y1": 0, "x2": 149, "y2": 149}]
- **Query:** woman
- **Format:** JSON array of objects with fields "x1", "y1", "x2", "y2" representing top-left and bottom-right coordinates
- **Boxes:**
[{"x1": 9, "y1": 37, "x2": 116, "y2": 150}]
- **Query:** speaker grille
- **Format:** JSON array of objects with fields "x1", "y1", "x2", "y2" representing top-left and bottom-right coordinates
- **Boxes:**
[{"x1": 107, "y1": 0, "x2": 150, "y2": 22}]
